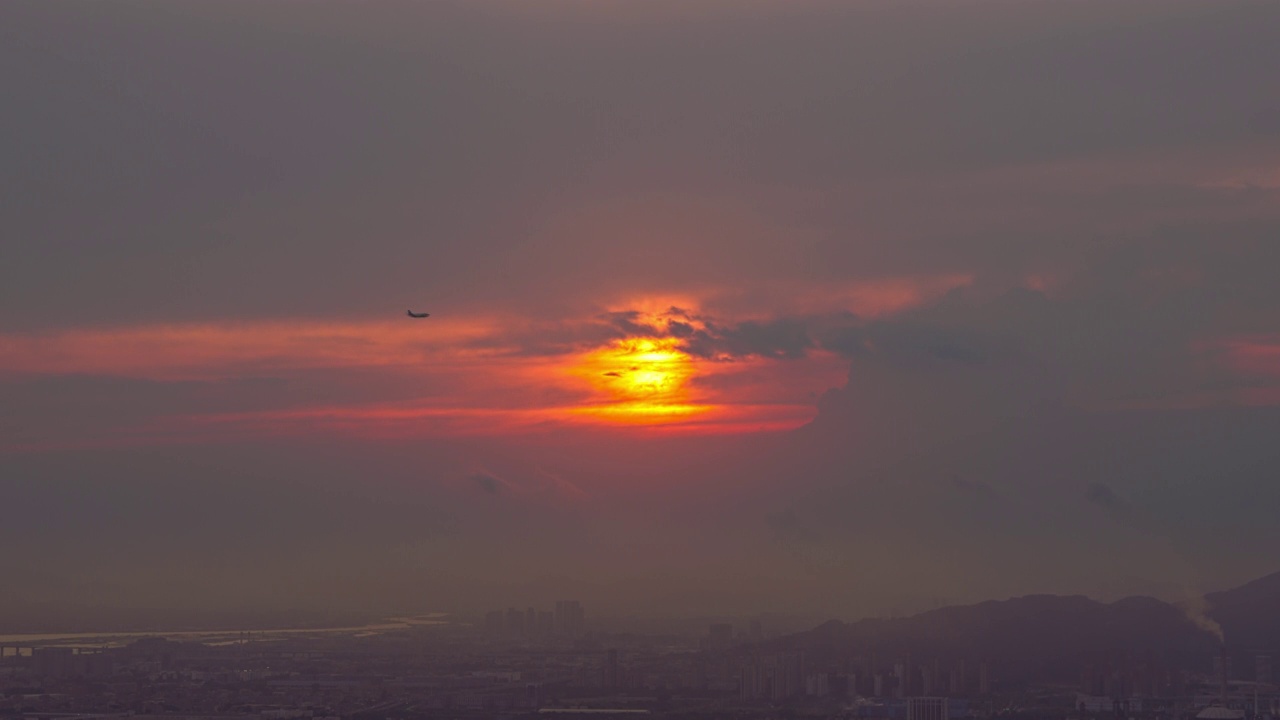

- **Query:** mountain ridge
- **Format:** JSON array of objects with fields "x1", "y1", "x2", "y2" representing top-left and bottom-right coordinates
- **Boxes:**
[{"x1": 777, "y1": 571, "x2": 1280, "y2": 684}]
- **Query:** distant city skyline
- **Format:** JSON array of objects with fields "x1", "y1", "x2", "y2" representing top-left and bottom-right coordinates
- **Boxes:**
[{"x1": 3, "y1": 569, "x2": 1279, "y2": 718}]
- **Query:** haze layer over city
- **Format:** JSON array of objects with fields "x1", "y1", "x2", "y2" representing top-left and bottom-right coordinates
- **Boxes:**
[{"x1": 4, "y1": 4, "x2": 1280, "y2": 717}]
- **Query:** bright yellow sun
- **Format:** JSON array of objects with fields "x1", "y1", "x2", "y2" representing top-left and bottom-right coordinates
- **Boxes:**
[{"x1": 567, "y1": 337, "x2": 712, "y2": 424}]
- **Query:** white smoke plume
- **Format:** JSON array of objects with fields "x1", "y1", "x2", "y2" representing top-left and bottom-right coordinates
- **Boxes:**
[{"x1": 1178, "y1": 589, "x2": 1225, "y2": 645}]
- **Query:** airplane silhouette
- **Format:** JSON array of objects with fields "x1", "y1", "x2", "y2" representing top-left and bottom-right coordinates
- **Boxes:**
[{"x1": 406, "y1": 310, "x2": 430, "y2": 318}]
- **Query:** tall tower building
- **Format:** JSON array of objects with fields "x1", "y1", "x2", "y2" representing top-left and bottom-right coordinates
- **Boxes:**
[
  {"x1": 708, "y1": 623, "x2": 734, "y2": 650},
  {"x1": 606, "y1": 649, "x2": 620, "y2": 690},
  {"x1": 485, "y1": 610, "x2": 504, "y2": 634},
  {"x1": 1256, "y1": 655, "x2": 1272, "y2": 685},
  {"x1": 555, "y1": 600, "x2": 585, "y2": 636},
  {"x1": 506, "y1": 607, "x2": 526, "y2": 636}
]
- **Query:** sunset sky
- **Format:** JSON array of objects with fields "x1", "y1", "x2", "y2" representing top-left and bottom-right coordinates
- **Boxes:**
[{"x1": 4, "y1": 0, "x2": 1280, "y2": 622}]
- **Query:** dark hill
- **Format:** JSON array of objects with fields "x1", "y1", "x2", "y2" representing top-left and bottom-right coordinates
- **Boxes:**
[
  {"x1": 784, "y1": 594, "x2": 1224, "y2": 684},
  {"x1": 1208, "y1": 570, "x2": 1280, "y2": 650}
]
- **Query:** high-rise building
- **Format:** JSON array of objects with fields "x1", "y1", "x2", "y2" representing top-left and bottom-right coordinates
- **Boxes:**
[
  {"x1": 708, "y1": 623, "x2": 734, "y2": 650},
  {"x1": 537, "y1": 611, "x2": 555, "y2": 636},
  {"x1": 921, "y1": 661, "x2": 936, "y2": 696},
  {"x1": 1081, "y1": 664, "x2": 1102, "y2": 696},
  {"x1": 485, "y1": 610, "x2": 505, "y2": 634},
  {"x1": 526, "y1": 607, "x2": 537, "y2": 635},
  {"x1": 555, "y1": 600, "x2": 585, "y2": 636},
  {"x1": 739, "y1": 652, "x2": 806, "y2": 701},
  {"x1": 605, "y1": 649, "x2": 620, "y2": 689},
  {"x1": 806, "y1": 672, "x2": 831, "y2": 697},
  {"x1": 33, "y1": 647, "x2": 76, "y2": 679},
  {"x1": 506, "y1": 607, "x2": 526, "y2": 636},
  {"x1": 741, "y1": 662, "x2": 762, "y2": 701},
  {"x1": 907, "y1": 697, "x2": 949, "y2": 720},
  {"x1": 783, "y1": 652, "x2": 806, "y2": 700}
]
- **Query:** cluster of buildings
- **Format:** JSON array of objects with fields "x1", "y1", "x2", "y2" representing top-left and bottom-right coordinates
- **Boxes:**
[
  {"x1": 3, "y1": 620, "x2": 1279, "y2": 720},
  {"x1": 734, "y1": 652, "x2": 991, "y2": 704},
  {"x1": 703, "y1": 621, "x2": 765, "y2": 651},
  {"x1": 484, "y1": 601, "x2": 586, "y2": 639},
  {"x1": 738, "y1": 652, "x2": 808, "y2": 701},
  {"x1": 860, "y1": 657, "x2": 992, "y2": 699},
  {"x1": 1079, "y1": 658, "x2": 1193, "y2": 700},
  {"x1": 1074, "y1": 651, "x2": 1279, "y2": 720},
  {"x1": 741, "y1": 645, "x2": 993, "y2": 699}
]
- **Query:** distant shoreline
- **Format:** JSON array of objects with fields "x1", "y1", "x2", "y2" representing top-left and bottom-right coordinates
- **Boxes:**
[{"x1": 0, "y1": 614, "x2": 448, "y2": 647}]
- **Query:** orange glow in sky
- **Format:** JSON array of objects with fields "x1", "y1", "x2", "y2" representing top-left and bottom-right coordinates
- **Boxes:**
[{"x1": 0, "y1": 296, "x2": 870, "y2": 447}]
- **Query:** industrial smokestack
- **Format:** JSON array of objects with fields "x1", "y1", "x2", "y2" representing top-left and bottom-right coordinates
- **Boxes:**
[{"x1": 1221, "y1": 646, "x2": 1229, "y2": 707}]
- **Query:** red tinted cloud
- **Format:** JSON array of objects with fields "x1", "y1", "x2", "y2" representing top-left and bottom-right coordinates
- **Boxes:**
[{"x1": 0, "y1": 294, "x2": 876, "y2": 448}]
